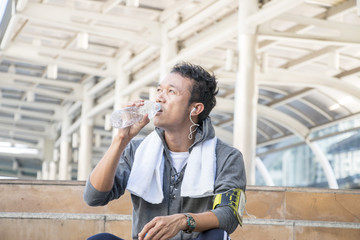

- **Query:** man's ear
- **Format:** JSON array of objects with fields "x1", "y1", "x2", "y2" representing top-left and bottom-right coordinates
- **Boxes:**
[{"x1": 191, "y1": 103, "x2": 204, "y2": 116}]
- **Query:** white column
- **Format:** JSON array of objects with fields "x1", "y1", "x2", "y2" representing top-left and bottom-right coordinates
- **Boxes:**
[
  {"x1": 42, "y1": 139, "x2": 54, "y2": 180},
  {"x1": 58, "y1": 115, "x2": 71, "y2": 180},
  {"x1": 49, "y1": 161, "x2": 57, "y2": 180},
  {"x1": 77, "y1": 81, "x2": 95, "y2": 180},
  {"x1": 41, "y1": 161, "x2": 48, "y2": 180},
  {"x1": 159, "y1": 18, "x2": 178, "y2": 82},
  {"x1": 112, "y1": 62, "x2": 130, "y2": 138},
  {"x1": 233, "y1": 0, "x2": 259, "y2": 185},
  {"x1": 48, "y1": 148, "x2": 58, "y2": 180},
  {"x1": 114, "y1": 64, "x2": 129, "y2": 111}
]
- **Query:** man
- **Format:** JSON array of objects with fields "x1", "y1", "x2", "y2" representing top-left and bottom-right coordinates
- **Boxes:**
[{"x1": 84, "y1": 62, "x2": 246, "y2": 240}]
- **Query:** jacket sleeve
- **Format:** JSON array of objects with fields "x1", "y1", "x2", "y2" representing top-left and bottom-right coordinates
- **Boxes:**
[
  {"x1": 83, "y1": 140, "x2": 140, "y2": 206},
  {"x1": 210, "y1": 140, "x2": 247, "y2": 234}
]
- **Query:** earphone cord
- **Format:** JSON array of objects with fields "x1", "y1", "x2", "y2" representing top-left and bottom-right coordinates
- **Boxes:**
[{"x1": 188, "y1": 110, "x2": 199, "y2": 140}]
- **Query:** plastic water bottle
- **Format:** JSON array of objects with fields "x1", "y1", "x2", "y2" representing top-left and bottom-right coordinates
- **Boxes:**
[{"x1": 110, "y1": 101, "x2": 161, "y2": 128}]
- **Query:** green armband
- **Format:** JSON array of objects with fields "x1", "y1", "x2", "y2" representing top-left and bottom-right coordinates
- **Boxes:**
[{"x1": 213, "y1": 188, "x2": 246, "y2": 226}]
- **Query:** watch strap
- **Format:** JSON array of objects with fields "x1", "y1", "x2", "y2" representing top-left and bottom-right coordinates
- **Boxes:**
[{"x1": 183, "y1": 213, "x2": 196, "y2": 233}]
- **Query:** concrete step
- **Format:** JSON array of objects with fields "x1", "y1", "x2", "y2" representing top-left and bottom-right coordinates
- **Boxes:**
[{"x1": 1, "y1": 180, "x2": 360, "y2": 240}]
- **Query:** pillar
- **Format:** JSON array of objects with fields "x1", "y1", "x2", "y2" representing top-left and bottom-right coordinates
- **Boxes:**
[
  {"x1": 112, "y1": 62, "x2": 130, "y2": 138},
  {"x1": 77, "y1": 81, "x2": 95, "y2": 180},
  {"x1": 41, "y1": 138, "x2": 54, "y2": 180},
  {"x1": 58, "y1": 114, "x2": 71, "y2": 180},
  {"x1": 233, "y1": 0, "x2": 259, "y2": 185},
  {"x1": 159, "y1": 16, "x2": 178, "y2": 82},
  {"x1": 49, "y1": 158, "x2": 57, "y2": 180}
]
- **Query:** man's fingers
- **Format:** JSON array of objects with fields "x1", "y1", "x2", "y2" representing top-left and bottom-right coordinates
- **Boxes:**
[
  {"x1": 140, "y1": 217, "x2": 165, "y2": 240},
  {"x1": 124, "y1": 99, "x2": 144, "y2": 108},
  {"x1": 138, "y1": 219, "x2": 156, "y2": 239},
  {"x1": 140, "y1": 215, "x2": 183, "y2": 240}
]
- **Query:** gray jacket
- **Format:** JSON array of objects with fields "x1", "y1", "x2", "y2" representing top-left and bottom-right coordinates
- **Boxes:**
[{"x1": 84, "y1": 118, "x2": 246, "y2": 239}]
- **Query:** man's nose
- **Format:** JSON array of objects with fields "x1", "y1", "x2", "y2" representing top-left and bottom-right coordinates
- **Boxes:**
[{"x1": 156, "y1": 92, "x2": 165, "y2": 103}]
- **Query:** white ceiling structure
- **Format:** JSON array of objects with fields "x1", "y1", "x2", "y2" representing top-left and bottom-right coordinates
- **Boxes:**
[{"x1": 0, "y1": 0, "x2": 360, "y2": 184}]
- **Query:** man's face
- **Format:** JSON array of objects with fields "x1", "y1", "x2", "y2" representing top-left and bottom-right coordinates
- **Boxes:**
[{"x1": 153, "y1": 73, "x2": 193, "y2": 130}]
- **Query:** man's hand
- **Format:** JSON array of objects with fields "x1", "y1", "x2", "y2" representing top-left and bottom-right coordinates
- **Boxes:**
[
  {"x1": 138, "y1": 214, "x2": 187, "y2": 240},
  {"x1": 117, "y1": 100, "x2": 150, "y2": 141}
]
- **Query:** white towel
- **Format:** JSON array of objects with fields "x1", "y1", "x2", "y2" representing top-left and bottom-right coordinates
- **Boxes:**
[
  {"x1": 181, "y1": 136, "x2": 217, "y2": 197},
  {"x1": 126, "y1": 131, "x2": 165, "y2": 204},
  {"x1": 126, "y1": 130, "x2": 217, "y2": 204}
]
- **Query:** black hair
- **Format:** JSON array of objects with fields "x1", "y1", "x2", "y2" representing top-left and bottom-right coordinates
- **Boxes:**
[{"x1": 171, "y1": 62, "x2": 218, "y2": 122}]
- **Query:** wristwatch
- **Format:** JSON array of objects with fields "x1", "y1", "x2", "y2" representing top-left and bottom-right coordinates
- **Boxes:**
[{"x1": 183, "y1": 213, "x2": 196, "y2": 233}]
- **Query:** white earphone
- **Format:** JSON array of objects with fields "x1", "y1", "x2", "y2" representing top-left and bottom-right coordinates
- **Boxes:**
[{"x1": 188, "y1": 107, "x2": 199, "y2": 140}]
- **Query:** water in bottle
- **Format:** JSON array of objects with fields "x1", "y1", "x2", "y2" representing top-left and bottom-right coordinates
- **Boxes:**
[{"x1": 110, "y1": 101, "x2": 161, "y2": 128}]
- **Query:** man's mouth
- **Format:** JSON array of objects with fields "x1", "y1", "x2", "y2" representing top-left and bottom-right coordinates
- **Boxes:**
[{"x1": 156, "y1": 109, "x2": 163, "y2": 115}]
